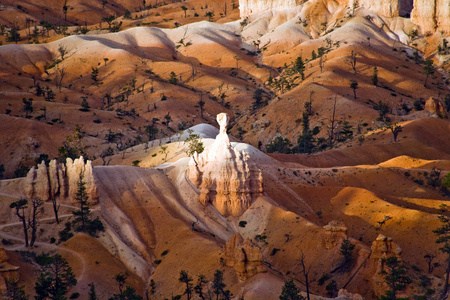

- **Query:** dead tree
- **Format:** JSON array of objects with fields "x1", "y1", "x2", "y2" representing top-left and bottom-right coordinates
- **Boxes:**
[
  {"x1": 28, "y1": 198, "x2": 44, "y2": 247},
  {"x1": 298, "y1": 251, "x2": 311, "y2": 300}
]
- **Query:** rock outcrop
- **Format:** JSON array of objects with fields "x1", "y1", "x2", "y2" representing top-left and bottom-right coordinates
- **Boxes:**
[
  {"x1": 371, "y1": 234, "x2": 403, "y2": 266},
  {"x1": 0, "y1": 247, "x2": 19, "y2": 295},
  {"x1": 323, "y1": 220, "x2": 348, "y2": 249},
  {"x1": 24, "y1": 157, "x2": 98, "y2": 204},
  {"x1": 223, "y1": 233, "x2": 266, "y2": 280},
  {"x1": 425, "y1": 97, "x2": 448, "y2": 119},
  {"x1": 189, "y1": 113, "x2": 263, "y2": 217},
  {"x1": 369, "y1": 234, "x2": 403, "y2": 296},
  {"x1": 239, "y1": 0, "x2": 304, "y2": 18},
  {"x1": 411, "y1": 0, "x2": 450, "y2": 34},
  {"x1": 238, "y1": 0, "x2": 448, "y2": 33},
  {"x1": 238, "y1": 0, "x2": 413, "y2": 18}
]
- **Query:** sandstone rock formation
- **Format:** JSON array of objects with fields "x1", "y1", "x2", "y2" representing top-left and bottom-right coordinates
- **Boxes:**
[
  {"x1": 224, "y1": 233, "x2": 266, "y2": 280},
  {"x1": 24, "y1": 157, "x2": 98, "y2": 204},
  {"x1": 425, "y1": 97, "x2": 448, "y2": 119},
  {"x1": 238, "y1": 0, "x2": 413, "y2": 18},
  {"x1": 239, "y1": 0, "x2": 304, "y2": 18},
  {"x1": 369, "y1": 234, "x2": 403, "y2": 296},
  {"x1": 323, "y1": 220, "x2": 348, "y2": 249},
  {"x1": 0, "y1": 246, "x2": 19, "y2": 295},
  {"x1": 371, "y1": 234, "x2": 403, "y2": 267},
  {"x1": 238, "y1": 0, "x2": 448, "y2": 33},
  {"x1": 411, "y1": 0, "x2": 450, "y2": 34},
  {"x1": 188, "y1": 113, "x2": 263, "y2": 217}
]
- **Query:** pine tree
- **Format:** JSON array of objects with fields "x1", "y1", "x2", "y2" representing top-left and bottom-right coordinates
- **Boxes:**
[
  {"x1": 279, "y1": 280, "x2": 303, "y2": 300},
  {"x1": 212, "y1": 270, "x2": 230, "y2": 300},
  {"x1": 380, "y1": 257, "x2": 411, "y2": 300},
  {"x1": 422, "y1": 59, "x2": 435, "y2": 87},
  {"x1": 179, "y1": 270, "x2": 193, "y2": 300},
  {"x1": 109, "y1": 273, "x2": 142, "y2": 300},
  {"x1": 89, "y1": 283, "x2": 98, "y2": 300},
  {"x1": 340, "y1": 237, "x2": 355, "y2": 269},
  {"x1": 294, "y1": 56, "x2": 305, "y2": 80},
  {"x1": 5, "y1": 279, "x2": 29, "y2": 300},
  {"x1": 72, "y1": 172, "x2": 90, "y2": 232},
  {"x1": 34, "y1": 254, "x2": 77, "y2": 300},
  {"x1": 350, "y1": 80, "x2": 358, "y2": 99},
  {"x1": 371, "y1": 66, "x2": 378, "y2": 86},
  {"x1": 433, "y1": 214, "x2": 450, "y2": 297}
]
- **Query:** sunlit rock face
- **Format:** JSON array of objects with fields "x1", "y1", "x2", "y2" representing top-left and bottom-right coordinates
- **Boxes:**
[
  {"x1": 239, "y1": 0, "x2": 306, "y2": 18},
  {"x1": 189, "y1": 113, "x2": 263, "y2": 217},
  {"x1": 238, "y1": 0, "x2": 448, "y2": 34},
  {"x1": 370, "y1": 234, "x2": 404, "y2": 297},
  {"x1": 223, "y1": 233, "x2": 266, "y2": 280},
  {"x1": 411, "y1": 0, "x2": 450, "y2": 34},
  {"x1": 24, "y1": 157, "x2": 98, "y2": 204},
  {"x1": 238, "y1": 0, "x2": 410, "y2": 18}
]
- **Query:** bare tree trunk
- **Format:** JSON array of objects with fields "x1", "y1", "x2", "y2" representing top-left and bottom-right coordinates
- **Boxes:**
[
  {"x1": 52, "y1": 196, "x2": 60, "y2": 224},
  {"x1": 21, "y1": 210, "x2": 29, "y2": 247},
  {"x1": 29, "y1": 198, "x2": 44, "y2": 247},
  {"x1": 299, "y1": 251, "x2": 311, "y2": 300}
]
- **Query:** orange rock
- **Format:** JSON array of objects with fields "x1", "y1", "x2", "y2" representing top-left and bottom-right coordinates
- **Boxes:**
[
  {"x1": 425, "y1": 97, "x2": 448, "y2": 119},
  {"x1": 0, "y1": 247, "x2": 19, "y2": 295},
  {"x1": 224, "y1": 233, "x2": 266, "y2": 280},
  {"x1": 323, "y1": 220, "x2": 348, "y2": 249}
]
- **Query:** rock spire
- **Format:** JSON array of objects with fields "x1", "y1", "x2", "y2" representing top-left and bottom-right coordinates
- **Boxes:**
[{"x1": 189, "y1": 113, "x2": 263, "y2": 217}]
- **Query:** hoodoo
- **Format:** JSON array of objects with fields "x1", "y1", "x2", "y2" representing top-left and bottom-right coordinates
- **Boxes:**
[{"x1": 188, "y1": 113, "x2": 263, "y2": 217}]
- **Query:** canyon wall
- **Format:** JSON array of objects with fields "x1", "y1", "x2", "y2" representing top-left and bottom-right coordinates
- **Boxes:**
[
  {"x1": 411, "y1": 0, "x2": 450, "y2": 34},
  {"x1": 238, "y1": 0, "x2": 409, "y2": 18},
  {"x1": 239, "y1": 0, "x2": 448, "y2": 33}
]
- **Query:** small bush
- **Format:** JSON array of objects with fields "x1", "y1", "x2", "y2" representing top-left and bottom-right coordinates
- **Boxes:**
[
  {"x1": 1, "y1": 238, "x2": 13, "y2": 245},
  {"x1": 414, "y1": 179, "x2": 424, "y2": 185},
  {"x1": 271, "y1": 248, "x2": 280, "y2": 256},
  {"x1": 238, "y1": 221, "x2": 247, "y2": 228},
  {"x1": 58, "y1": 222, "x2": 74, "y2": 243},
  {"x1": 255, "y1": 234, "x2": 267, "y2": 242},
  {"x1": 161, "y1": 250, "x2": 169, "y2": 256},
  {"x1": 318, "y1": 273, "x2": 330, "y2": 286}
]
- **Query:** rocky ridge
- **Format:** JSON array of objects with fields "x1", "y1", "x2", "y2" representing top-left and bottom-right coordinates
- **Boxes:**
[{"x1": 24, "y1": 157, "x2": 98, "y2": 204}]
